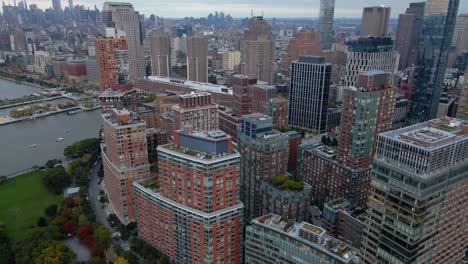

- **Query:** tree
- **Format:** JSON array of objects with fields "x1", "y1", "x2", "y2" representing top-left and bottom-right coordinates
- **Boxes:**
[
  {"x1": 45, "y1": 159, "x2": 62, "y2": 168},
  {"x1": 93, "y1": 225, "x2": 111, "y2": 248},
  {"x1": 77, "y1": 224, "x2": 93, "y2": 241},
  {"x1": 63, "y1": 220, "x2": 76, "y2": 234},
  {"x1": 157, "y1": 256, "x2": 169, "y2": 264},
  {"x1": 34, "y1": 241, "x2": 76, "y2": 264},
  {"x1": 13, "y1": 226, "x2": 62, "y2": 264},
  {"x1": 63, "y1": 138, "x2": 100, "y2": 158},
  {"x1": 45, "y1": 204, "x2": 58, "y2": 217},
  {"x1": 0, "y1": 226, "x2": 14, "y2": 264},
  {"x1": 37, "y1": 217, "x2": 47, "y2": 227},
  {"x1": 331, "y1": 137, "x2": 338, "y2": 147},
  {"x1": 42, "y1": 166, "x2": 71, "y2": 194},
  {"x1": 114, "y1": 257, "x2": 129, "y2": 264}
]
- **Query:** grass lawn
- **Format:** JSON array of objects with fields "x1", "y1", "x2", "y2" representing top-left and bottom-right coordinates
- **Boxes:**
[{"x1": 0, "y1": 170, "x2": 63, "y2": 241}]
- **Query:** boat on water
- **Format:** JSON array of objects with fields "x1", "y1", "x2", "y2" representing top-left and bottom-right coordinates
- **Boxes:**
[
  {"x1": 64, "y1": 130, "x2": 70, "y2": 133},
  {"x1": 28, "y1": 144, "x2": 37, "y2": 147},
  {"x1": 56, "y1": 137, "x2": 64, "y2": 142}
]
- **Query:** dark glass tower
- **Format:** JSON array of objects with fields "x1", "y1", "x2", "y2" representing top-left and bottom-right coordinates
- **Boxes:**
[{"x1": 409, "y1": 0, "x2": 460, "y2": 122}]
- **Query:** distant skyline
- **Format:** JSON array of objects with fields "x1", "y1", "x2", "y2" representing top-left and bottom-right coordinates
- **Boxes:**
[{"x1": 22, "y1": 0, "x2": 468, "y2": 18}]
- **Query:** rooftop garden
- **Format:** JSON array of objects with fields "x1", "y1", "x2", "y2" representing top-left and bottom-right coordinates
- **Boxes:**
[
  {"x1": 436, "y1": 124, "x2": 458, "y2": 132},
  {"x1": 163, "y1": 144, "x2": 213, "y2": 159},
  {"x1": 271, "y1": 175, "x2": 305, "y2": 191}
]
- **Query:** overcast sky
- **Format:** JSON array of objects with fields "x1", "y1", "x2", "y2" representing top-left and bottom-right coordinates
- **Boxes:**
[{"x1": 27, "y1": 0, "x2": 468, "y2": 18}]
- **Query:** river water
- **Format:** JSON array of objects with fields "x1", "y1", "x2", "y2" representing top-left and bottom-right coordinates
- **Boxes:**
[
  {"x1": 0, "y1": 78, "x2": 42, "y2": 99},
  {"x1": 0, "y1": 79, "x2": 102, "y2": 176}
]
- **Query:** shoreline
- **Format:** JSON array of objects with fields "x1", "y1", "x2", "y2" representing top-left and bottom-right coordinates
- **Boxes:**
[
  {"x1": 0, "y1": 106, "x2": 81, "y2": 126},
  {"x1": 0, "y1": 76, "x2": 47, "y2": 90}
]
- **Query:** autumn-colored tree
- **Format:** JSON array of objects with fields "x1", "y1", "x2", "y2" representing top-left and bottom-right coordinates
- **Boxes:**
[
  {"x1": 78, "y1": 224, "x2": 93, "y2": 240},
  {"x1": 114, "y1": 257, "x2": 129, "y2": 264},
  {"x1": 63, "y1": 220, "x2": 76, "y2": 234},
  {"x1": 34, "y1": 241, "x2": 76, "y2": 264}
]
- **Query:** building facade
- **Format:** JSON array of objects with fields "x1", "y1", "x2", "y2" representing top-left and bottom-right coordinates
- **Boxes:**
[
  {"x1": 409, "y1": 0, "x2": 460, "y2": 122},
  {"x1": 238, "y1": 113, "x2": 289, "y2": 221},
  {"x1": 260, "y1": 176, "x2": 311, "y2": 222},
  {"x1": 95, "y1": 37, "x2": 128, "y2": 91},
  {"x1": 361, "y1": 6, "x2": 391, "y2": 37},
  {"x1": 134, "y1": 129, "x2": 244, "y2": 264},
  {"x1": 102, "y1": 2, "x2": 145, "y2": 84},
  {"x1": 281, "y1": 28, "x2": 323, "y2": 69},
  {"x1": 344, "y1": 37, "x2": 399, "y2": 87},
  {"x1": 394, "y1": 2, "x2": 425, "y2": 70},
  {"x1": 240, "y1": 16, "x2": 275, "y2": 84},
  {"x1": 172, "y1": 92, "x2": 218, "y2": 131},
  {"x1": 102, "y1": 109, "x2": 150, "y2": 223},
  {"x1": 361, "y1": 117, "x2": 468, "y2": 264},
  {"x1": 149, "y1": 30, "x2": 171, "y2": 77},
  {"x1": 245, "y1": 214, "x2": 359, "y2": 264},
  {"x1": 318, "y1": 0, "x2": 335, "y2": 50},
  {"x1": 186, "y1": 35, "x2": 208, "y2": 82},
  {"x1": 289, "y1": 56, "x2": 331, "y2": 134}
]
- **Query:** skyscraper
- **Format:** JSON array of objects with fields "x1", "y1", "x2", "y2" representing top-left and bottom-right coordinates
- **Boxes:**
[
  {"x1": 281, "y1": 28, "x2": 323, "y2": 69},
  {"x1": 102, "y1": 2, "x2": 145, "y2": 84},
  {"x1": 409, "y1": 0, "x2": 460, "y2": 122},
  {"x1": 134, "y1": 128, "x2": 244, "y2": 263},
  {"x1": 288, "y1": 56, "x2": 331, "y2": 134},
  {"x1": 241, "y1": 16, "x2": 275, "y2": 84},
  {"x1": 458, "y1": 71, "x2": 468, "y2": 120},
  {"x1": 102, "y1": 109, "x2": 150, "y2": 223},
  {"x1": 394, "y1": 2, "x2": 425, "y2": 70},
  {"x1": 344, "y1": 37, "x2": 399, "y2": 87},
  {"x1": 68, "y1": 0, "x2": 72, "y2": 9},
  {"x1": 332, "y1": 71, "x2": 396, "y2": 207},
  {"x1": 95, "y1": 37, "x2": 128, "y2": 91},
  {"x1": 172, "y1": 92, "x2": 218, "y2": 131},
  {"x1": 238, "y1": 114, "x2": 289, "y2": 221},
  {"x1": 186, "y1": 35, "x2": 208, "y2": 82},
  {"x1": 52, "y1": 0, "x2": 61, "y2": 11},
  {"x1": 361, "y1": 117, "x2": 468, "y2": 263},
  {"x1": 149, "y1": 30, "x2": 171, "y2": 77},
  {"x1": 361, "y1": 6, "x2": 391, "y2": 37},
  {"x1": 232, "y1": 74, "x2": 256, "y2": 117},
  {"x1": 318, "y1": 0, "x2": 335, "y2": 50},
  {"x1": 451, "y1": 14, "x2": 468, "y2": 62}
]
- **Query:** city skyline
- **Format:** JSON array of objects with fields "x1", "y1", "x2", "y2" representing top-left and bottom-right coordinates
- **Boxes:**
[{"x1": 19, "y1": 0, "x2": 468, "y2": 18}]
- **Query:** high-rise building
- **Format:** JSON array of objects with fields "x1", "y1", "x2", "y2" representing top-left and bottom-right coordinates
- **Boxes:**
[
  {"x1": 361, "y1": 117, "x2": 468, "y2": 264},
  {"x1": 186, "y1": 35, "x2": 208, "y2": 82},
  {"x1": 288, "y1": 56, "x2": 331, "y2": 134},
  {"x1": 394, "y1": 2, "x2": 425, "y2": 70},
  {"x1": 95, "y1": 37, "x2": 128, "y2": 91},
  {"x1": 250, "y1": 84, "x2": 277, "y2": 114},
  {"x1": 134, "y1": 128, "x2": 244, "y2": 263},
  {"x1": 52, "y1": 0, "x2": 61, "y2": 11},
  {"x1": 68, "y1": 0, "x2": 72, "y2": 9},
  {"x1": 281, "y1": 29, "x2": 323, "y2": 69},
  {"x1": 409, "y1": 0, "x2": 460, "y2": 122},
  {"x1": 260, "y1": 175, "x2": 311, "y2": 222},
  {"x1": 102, "y1": 109, "x2": 150, "y2": 223},
  {"x1": 318, "y1": 0, "x2": 335, "y2": 50},
  {"x1": 322, "y1": 198, "x2": 366, "y2": 249},
  {"x1": 222, "y1": 51, "x2": 241, "y2": 71},
  {"x1": 344, "y1": 37, "x2": 399, "y2": 87},
  {"x1": 333, "y1": 72, "x2": 396, "y2": 207},
  {"x1": 361, "y1": 6, "x2": 391, "y2": 37},
  {"x1": 99, "y1": 84, "x2": 138, "y2": 113},
  {"x1": 245, "y1": 214, "x2": 359, "y2": 264},
  {"x1": 241, "y1": 16, "x2": 275, "y2": 84},
  {"x1": 266, "y1": 97, "x2": 289, "y2": 128},
  {"x1": 458, "y1": 71, "x2": 468, "y2": 120},
  {"x1": 231, "y1": 74, "x2": 256, "y2": 117},
  {"x1": 449, "y1": 14, "x2": 468, "y2": 67},
  {"x1": 149, "y1": 30, "x2": 171, "y2": 77},
  {"x1": 172, "y1": 92, "x2": 218, "y2": 131},
  {"x1": 238, "y1": 114, "x2": 289, "y2": 221},
  {"x1": 102, "y1": 2, "x2": 145, "y2": 84}
]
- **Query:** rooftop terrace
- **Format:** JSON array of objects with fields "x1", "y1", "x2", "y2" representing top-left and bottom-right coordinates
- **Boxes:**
[{"x1": 147, "y1": 76, "x2": 233, "y2": 95}]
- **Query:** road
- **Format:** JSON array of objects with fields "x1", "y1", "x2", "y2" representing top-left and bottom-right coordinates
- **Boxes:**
[{"x1": 88, "y1": 159, "x2": 131, "y2": 251}]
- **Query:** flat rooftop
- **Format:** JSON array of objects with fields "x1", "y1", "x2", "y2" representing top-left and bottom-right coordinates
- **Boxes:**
[
  {"x1": 179, "y1": 91, "x2": 212, "y2": 98},
  {"x1": 147, "y1": 76, "x2": 233, "y2": 95},
  {"x1": 383, "y1": 117, "x2": 468, "y2": 149},
  {"x1": 253, "y1": 214, "x2": 357, "y2": 262}
]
